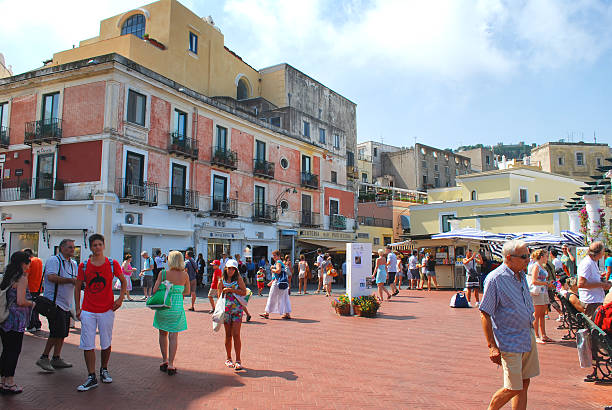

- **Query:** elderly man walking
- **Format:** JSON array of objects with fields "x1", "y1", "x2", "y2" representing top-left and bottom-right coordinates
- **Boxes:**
[{"x1": 479, "y1": 239, "x2": 539, "y2": 410}]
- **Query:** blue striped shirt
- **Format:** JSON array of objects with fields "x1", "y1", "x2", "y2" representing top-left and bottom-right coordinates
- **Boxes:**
[{"x1": 479, "y1": 263, "x2": 535, "y2": 353}]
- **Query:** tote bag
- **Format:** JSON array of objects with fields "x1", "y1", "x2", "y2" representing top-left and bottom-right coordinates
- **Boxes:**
[{"x1": 146, "y1": 271, "x2": 173, "y2": 310}]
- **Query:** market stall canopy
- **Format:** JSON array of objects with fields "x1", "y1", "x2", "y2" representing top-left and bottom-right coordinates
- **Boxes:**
[
  {"x1": 431, "y1": 228, "x2": 504, "y2": 242},
  {"x1": 298, "y1": 239, "x2": 349, "y2": 253},
  {"x1": 561, "y1": 230, "x2": 585, "y2": 247}
]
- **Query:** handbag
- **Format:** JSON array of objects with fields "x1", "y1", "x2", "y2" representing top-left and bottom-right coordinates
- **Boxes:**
[
  {"x1": 146, "y1": 270, "x2": 173, "y2": 310},
  {"x1": 212, "y1": 295, "x2": 226, "y2": 332},
  {"x1": 34, "y1": 256, "x2": 62, "y2": 319},
  {"x1": 0, "y1": 281, "x2": 14, "y2": 323}
]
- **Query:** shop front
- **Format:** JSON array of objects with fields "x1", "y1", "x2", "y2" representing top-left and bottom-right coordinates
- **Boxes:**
[{"x1": 200, "y1": 228, "x2": 245, "y2": 264}]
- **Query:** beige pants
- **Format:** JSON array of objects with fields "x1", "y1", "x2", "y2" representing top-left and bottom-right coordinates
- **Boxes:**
[{"x1": 500, "y1": 330, "x2": 540, "y2": 390}]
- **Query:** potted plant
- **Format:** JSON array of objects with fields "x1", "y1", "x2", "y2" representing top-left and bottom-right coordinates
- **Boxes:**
[
  {"x1": 331, "y1": 294, "x2": 351, "y2": 316},
  {"x1": 351, "y1": 295, "x2": 381, "y2": 318},
  {"x1": 53, "y1": 179, "x2": 65, "y2": 200}
]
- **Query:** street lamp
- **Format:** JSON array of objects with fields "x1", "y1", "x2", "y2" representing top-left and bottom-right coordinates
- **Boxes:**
[{"x1": 275, "y1": 187, "x2": 297, "y2": 215}]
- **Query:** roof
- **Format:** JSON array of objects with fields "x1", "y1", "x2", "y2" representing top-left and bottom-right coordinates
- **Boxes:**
[
  {"x1": 457, "y1": 166, "x2": 583, "y2": 183},
  {"x1": 531, "y1": 141, "x2": 609, "y2": 152}
]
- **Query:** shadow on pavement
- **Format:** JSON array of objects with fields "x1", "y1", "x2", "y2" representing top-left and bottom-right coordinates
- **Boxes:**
[
  {"x1": 236, "y1": 369, "x2": 298, "y2": 381},
  {"x1": 377, "y1": 314, "x2": 417, "y2": 321}
]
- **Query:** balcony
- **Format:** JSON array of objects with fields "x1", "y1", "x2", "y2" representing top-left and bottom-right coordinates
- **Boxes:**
[
  {"x1": 168, "y1": 187, "x2": 199, "y2": 212},
  {"x1": 0, "y1": 178, "x2": 93, "y2": 201},
  {"x1": 252, "y1": 203, "x2": 278, "y2": 223},
  {"x1": 300, "y1": 210, "x2": 320, "y2": 227},
  {"x1": 211, "y1": 146, "x2": 238, "y2": 170},
  {"x1": 168, "y1": 133, "x2": 198, "y2": 160},
  {"x1": 210, "y1": 199, "x2": 238, "y2": 218},
  {"x1": 346, "y1": 165, "x2": 359, "y2": 180},
  {"x1": 253, "y1": 159, "x2": 275, "y2": 179},
  {"x1": 357, "y1": 216, "x2": 392, "y2": 228},
  {"x1": 24, "y1": 118, "x2": 62, "y2": 145},
  {"x1": 301, "y1": 172, "x2": 319, "y2": 189},
  {"x1": 0, "y1": 126, "x2": 9, "y2": 149},
  {"x1": 115, "y1": 178, "x2": 158, "y2": 206},
  {"x1": 330, "y1": 214, "x2": 347, "y2": 230}
]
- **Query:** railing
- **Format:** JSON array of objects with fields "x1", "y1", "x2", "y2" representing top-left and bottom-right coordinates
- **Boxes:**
[
  {"x1": 115, "y1": 178, "x2": 158, "y2": 206},
  {"x1": 358, "y1": 154, "x2": 372, "y2": 162},
  {"x1": 330, "y1": 214, "x2": 347, "y2": 230},
  {"x1": 210, "y1": 198, "x2": 238, "y2": 217},
  {"x1": 346, "y1": 165, "x2": 358, "y2": 179},
  {"x1": 252, "y1": 203, "x2": 278, "y2": 223},
  {"x1": 0, "y1": 126, "x2": 9, "y2": 148},
  {"x1": 0, "y1": 178, "x2": 93, "y2": 201},
  {"x1": 253, "y1": 159, "x2": 275, "y2": 179},
  {"x1": 358, "y1": 185, "x2": 428, "y2": 204},
  {"x1": 357, "y1": 216, "x2": 392, "y2": 228},
  {"x1": 168, "y1": 187, "x2": 199, "y2": 211},
  {"x1": 24, "y1": 118, "x2": 62, "y2": 145},
  {"x1": 168, "y1": 133, "x2": 198, "y2": 159},
  {"x1": 300, "y1": 210, "x2": 320, "y2": 227},
  {"x1": 211, "y1": 146, "x2": 238, "y2": 169},
  {"x1": 301, "y1": 172, "x2": 319, "y2": 189}
]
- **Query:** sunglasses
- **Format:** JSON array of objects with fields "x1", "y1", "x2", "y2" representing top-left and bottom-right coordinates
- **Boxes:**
[{"x1": 511, "y1": 254, "x2": 530, "y2": 260}]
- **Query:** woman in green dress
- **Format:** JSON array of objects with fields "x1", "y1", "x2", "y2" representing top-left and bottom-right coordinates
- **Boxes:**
[{"x1": 152, "y1": 250, "x2": 190, "y2": 375}]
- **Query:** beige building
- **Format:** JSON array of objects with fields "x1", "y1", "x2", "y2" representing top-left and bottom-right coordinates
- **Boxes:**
[
  {"x1": 529, "y1": 142, "x2": 610, "y2": 181},
  {"x1": 458, "y1": 147, "x2": 497, "y2": 172},
  {"x1": 0, "y1": 53, "x2": 12, "y2": 78}
]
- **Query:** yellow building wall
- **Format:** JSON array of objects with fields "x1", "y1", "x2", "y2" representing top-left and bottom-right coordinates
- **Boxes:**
[
  {"x1": 357, "y1": 225, "x2": 393, "y2": 249},
  {"x1": 52, "y1": 0, "x2": 263, "y2": 100},
  {"x1": 428, "y1": 187, "x2": 462, "y2": 202},
  {"x1": 459, "y1": 178, "x2": 510, "y2": 201},
  {"x1": 356, "y1": 158, "x2": 373, "y2": 183},
  {"x1": 260, "y1": 67, "x2": 287, "y2": 108}
]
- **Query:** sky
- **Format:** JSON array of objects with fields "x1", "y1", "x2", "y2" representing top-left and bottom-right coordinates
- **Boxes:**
[{"x1": 1, "y1": 0, "x2": 612, "y2": 149}]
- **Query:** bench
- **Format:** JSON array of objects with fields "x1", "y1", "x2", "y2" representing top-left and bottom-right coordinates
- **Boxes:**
[
  {"x1": 577, "y1": 313, "x2": 612, "y2": 384},
  {"x1": 557, "y1": 292, "x2": 583, "y2": 340}
]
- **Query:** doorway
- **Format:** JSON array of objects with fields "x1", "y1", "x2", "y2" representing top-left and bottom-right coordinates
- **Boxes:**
[
  {"x1": 123, "y1": 235, "x2": 142, "y2": 272},
  {"x1": 36, "y1": 153, "x2": 54, "y2": 199}
]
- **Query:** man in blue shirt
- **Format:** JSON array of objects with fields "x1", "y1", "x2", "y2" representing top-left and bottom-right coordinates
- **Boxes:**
[{"x1": 479, "y1": 239, "x2": 539, "y2": 410}]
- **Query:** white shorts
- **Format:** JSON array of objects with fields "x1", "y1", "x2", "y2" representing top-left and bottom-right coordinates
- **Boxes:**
[
  {"x1": 323, "y1": 274, "x2": 333, "y2": 285},
  {"x1": 79, "y1": 310, "x2": 115, "y2": 351}
]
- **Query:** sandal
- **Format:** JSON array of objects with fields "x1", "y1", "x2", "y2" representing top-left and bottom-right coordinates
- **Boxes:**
[
  {"x1": 188, "y1": 307, "x2": 195, "y2": 312},
  {"x1": 541, "y1": 336, "x2": 554, "y2": 343},
  {"x1": 259, "y1": 313, "x2": 269, "y2": 319},
  {"x1": 535, "y1": 338, "x2": 546, "y2": 344},
  {"x1": 167, "y1": 367, "x2": 177, "y2": 376},
  {"x1": 3, "y1": 384, "x2": 23, "y2": 394},
  {"x1": 160, "y1": 362, "x2": 168, "y2": 372},
  {"x1": 234, "y1": 362, "x2": 243, "y2": 371},
  {"x1": 246, "y1": 314, "x2": 252, "y2": 322},
  {"x1": 225, "y1": 360, "x2": 234, "y2": 368},
  {"x1": 282, "y1": 315, "x2": 291, "y2": 320}
]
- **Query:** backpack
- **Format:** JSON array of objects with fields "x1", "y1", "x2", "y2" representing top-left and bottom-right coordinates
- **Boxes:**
[
  {"x1": 450, "y1": 292, "x2": 470, "y2": 308},
  {"x1": 82, "y1": 258, "x2": 115, "y2": 276},
  {"x1": 277, "y1": 263, "x2": 289, "y2": 290},
  {"x1": 152, "y1": 257, "x2": 160, "y2": 280},
  {"x1": 0, "y1": 282, "x2": 14, "y2": 323},
  {"x1": 593, "y1": 301, "x2": 612, "y2": 335}
]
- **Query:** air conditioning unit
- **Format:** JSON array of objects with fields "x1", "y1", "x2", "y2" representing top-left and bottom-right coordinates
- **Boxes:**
[{"x1": 125, "y1": 212, "x2": 143, "y2": 225}]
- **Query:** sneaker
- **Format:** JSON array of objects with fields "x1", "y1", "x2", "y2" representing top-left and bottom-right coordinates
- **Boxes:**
[
  {"x1": 556, "y1": 315, "x2": 564, "y2": 322},
  {"x1": 51, "y1": 357, "x2": 73, "y2": 369},
  {"x1": 545, "y1": 315, "x2": 550, "y2": 319},
  {"x1": 475, "y1": 302, "x2": 480, "y2": 307},
  {"x1": 36, "y1": 357, "x2": 55, "y2": 372},
  {"x1": 100, "y1": 368, "x2": 112, "y2": 383},
  {"x1": 77, "y1": 374, "x2": 98, "y2": 391}
]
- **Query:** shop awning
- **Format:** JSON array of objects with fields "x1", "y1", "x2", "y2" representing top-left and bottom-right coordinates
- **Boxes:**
[{"x1": 298, "y1": 238, "x2": 350, "y2": 252}]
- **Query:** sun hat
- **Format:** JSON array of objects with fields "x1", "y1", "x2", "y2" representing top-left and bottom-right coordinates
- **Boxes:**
[{"x1": 225, "y1": 259, "x2": 239, "y2": 269}]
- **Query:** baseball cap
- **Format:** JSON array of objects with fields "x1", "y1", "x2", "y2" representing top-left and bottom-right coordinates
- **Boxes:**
[
  {"x1": 210, "y1": 259, "x2": 220, "y2": 266},
  {"x1": 226, "y1": 259, "x2": 238, "y2": 269}
]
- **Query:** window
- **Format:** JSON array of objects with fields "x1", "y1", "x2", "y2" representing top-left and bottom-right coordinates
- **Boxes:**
[
  {"x1": 558, "y1": 156, "x2": 564, "y2": 166},
  {"x1": 0, "y1": 102, "x2": 8, "y2": 130},
  {"x1": 319, "y1": 128, "x2": 326, "y2": 144},
  {"x1": 280, "y1": 157, "x2": 289, "y2": 169},
  {"x1": 127, "y1": 90, "x2": 146, "y2": 126},
  {"x1": 212, "y1": 175, "x2": 228, "y2": 207},
  {"x1": 125, "y1": 151, "x2": 145, "y2": 196},
  {"x1": 576, "y1": 152, "x2": 584, "y2": 166},
  {"x1": 362, "y1": 173, "x2": 368, "y2": 183},
  {"x1": 254, "y1": 185, "x2": 265, "y2": 209},
  {"x1": 445, "y1": 166, "x2": 449, "y2": 176},
  {"x1": 331, "y1": 171, "x2": 337, "y2": 183},
  {"x1": 596, "y1": 157, "x2": 602, "y2": 167},
  {"x1": 373, "y1": 237, "x2": 380, "y2": 245},
  {"x1": 302, "y1": 155, "x2": 311, "y2": 173},
  {"x1": 440, "y1": 214, "x2": 454, "y2": 233},
  {"x1": 434, "y1": 163, "x2": 439, "y2": 172},
  {"x1": 485, "y1": 155, "x2": 490, "y2": 165},
  {"x1": 42, "y1": 92, "x2": 59, "y2": 122},
  {"x1": 171, "y1": 163, "x2": 187, "y2": 206},
  {"x1": 534, "y1": 193, "x2": 540, "y2": 202},
  {"x1": 35, "y1": 153, "x2": 54, "y2": 198},
  {"x1": 237, "y1": 78, "x2": 249, "y2": 100},
  {"x1": 333, "y1": 134, "x2": 340, "y2": 149},
  {"x1": 421, "y1": 160, "x2": 427, "y2": 169},
  {"x1": 302, "y1": 121, "x2": 310, "y2": 137},
  {"x1": 347, "y1": 151, "x2": 355, "y2": 167},
  {"x1": 519, "y1": 188, "x2": 528, "y2": 203},
  {"x1": 383, "y1": 237, "x2": 392, "y2": 246},
  {"x1": 189, "y1": 32, "x2": 198, "y2": 54},
  {"x1": 434, "y1": 174, "x2": 440, "y2": 187},
  {"x1": 471, "y1": 190, "x2": 477, "y2": 200},
  {"x1": 422, "y1": 175, "x2": 428, "y2": 186},
  {"x1": 329, "y1": 199, "x2": 339, "y2": 215},
  {"x1": 255, "y1": 140, "x2": 266, "y2": 161},
  {"x1": 373, "y1": 147, "x2": 378, "y2": 157},
  {"x1": 216, "y1": 125, "x2": 227, "y2": 150},
  {"x1": 174, "y1": 109, "x2": 187, "y2": 136},
  {"x1": 121, "y1": 14, "x2": 146, "y2": 39},
  {"x1": 270, "y1": 117, "x2": 281, "y2": 127}
]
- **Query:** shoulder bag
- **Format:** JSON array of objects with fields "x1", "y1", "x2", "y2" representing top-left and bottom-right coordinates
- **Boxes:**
[
  {"x1": 34, "y1": 256, "x2": 61, "y2": 319},
  {"x1": 146, "y1": 270, "x2": 173, "y2": 310}
]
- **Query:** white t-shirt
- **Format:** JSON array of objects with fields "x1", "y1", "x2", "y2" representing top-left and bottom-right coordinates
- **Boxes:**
[
  {"x1": 316, "y1": 255, "x2": 324, "y2": 271},
  {"x1": 552, "y1": 258, "x2": 563, "y2": 273},
  {"x1": 578, "y1": 256, "x2": 604, "y2": 304},
  {"x1": 387, "y1": 252, "x2": 397, "y2": 273},
  {"x1": 408, "y1": 255, "x2": 417, "y2": 270},
  {"x1": 421, "y1": 257, "x2": 428, "y2": 274},
  {"x1": 43, "y1": 254, "x2": 77, "y2": 312}
]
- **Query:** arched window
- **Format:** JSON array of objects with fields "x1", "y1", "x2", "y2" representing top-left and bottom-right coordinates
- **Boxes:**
[
  {"x1": 237, "y1": 78, "x2": 249, "y2": 100},
  {"x1": 471, "y1": 190, "x2": 477, "y2": 200},
  {"x1": 121, "y1": 14, "x2": 146, "y2": 39}
]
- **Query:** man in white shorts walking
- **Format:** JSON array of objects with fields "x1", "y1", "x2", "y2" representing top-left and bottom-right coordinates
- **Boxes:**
[{"x1": 74, "y1": 233, "x2": 126, "y2": 391}]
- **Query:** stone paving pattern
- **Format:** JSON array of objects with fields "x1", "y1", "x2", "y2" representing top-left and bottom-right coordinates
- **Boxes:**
[{"x1": 3, "y1": 289, "x2": 610, "y2": 409}]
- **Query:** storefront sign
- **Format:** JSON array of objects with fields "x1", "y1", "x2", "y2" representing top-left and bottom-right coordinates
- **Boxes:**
[
  {"x1": 33, "y1": 146, "x2": 56, "y2": 155},
  {"x1": 281, "y1": 229, "x2": 298, "y2": 236},
  {"x1": 0, "y1": 154, "x2": 5, "y2": 163},
  {"x1": 298, "y1": 229, "x2": 356, "y2": 241},
  {"x1": 200, "y1": 229, "x2": 244, "y2": 240}
]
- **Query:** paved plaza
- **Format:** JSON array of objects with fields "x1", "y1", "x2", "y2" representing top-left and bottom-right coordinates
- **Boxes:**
[{"x1": 4, "y1": 289, "x2": 610, "y2": 409}]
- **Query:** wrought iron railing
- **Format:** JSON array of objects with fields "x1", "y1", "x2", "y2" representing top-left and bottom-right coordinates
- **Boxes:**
[
  {"x1": 301, "y1": 172, "x2": 319, "y2": 189},
  {"x1": 211, "y1": 146, "x2": 238, "y2": 169},
  {"x1": 300, "y1": 210, "x2": 320, "y2": 227},
  {"x1": 210, "y1": 198, "x2": 238, "y2": 217},
  {"x1": 115, "y1": 178, "x2": 158, "y2": 206},
  {"x1": 252, "y1": 203, "x2": 278, "y2": 223},
  {"x1": 357, "y1": 216, "x2": 393, "y2": 228},
  {"x1": 0, "y1": 126, "x2": 9, "y2": 148},
  {"x1": 0, "y1": 178, "x2": 93, "y2": 201},
  {"x1": 168, "y1": 133, "x2": 198, "y2": 159},
  {"x1": 168, "y1": 187, "x2": 199, "y2": 211},
  {"x1": 346, "y1": 165, "x2": 358, "y2": 179},
  {"x1": 253, "y1": 159, "x2": 275, "y2": 179},
  {"x1": 24, "y1": 118, "x2": 62, "y2": 145},
  {"x1": 330, "y1": 214, "x2": 347, "y2": 230}
]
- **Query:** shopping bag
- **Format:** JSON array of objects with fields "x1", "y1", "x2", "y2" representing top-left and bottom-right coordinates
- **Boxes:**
[
  {"x1": 576, "y1": 329, "x2": 592, "y2": 368},
  {"x1": 146, "y1": 281, "x2": 173, "y2": 310},
  {"x1": 235, "y1": 288, "x2": 253, "y2": 307},
  {"x1": 212, "y1": 295, "x2": 226, "y2": 332}
]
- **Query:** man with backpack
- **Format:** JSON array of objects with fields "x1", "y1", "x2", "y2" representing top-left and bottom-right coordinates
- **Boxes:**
[
  {"x1": 35, "y1": 239, "x2": 78, "y2": 373},
  {"x1": 139, "y1": 251, "x2": 154, "y2": 300},
  {"x1": 153, "y1": 249, "x2": 164, "y2": 282},
  {"x1": 185, "y1": 251, "x2": 198, "y2": 311}
]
